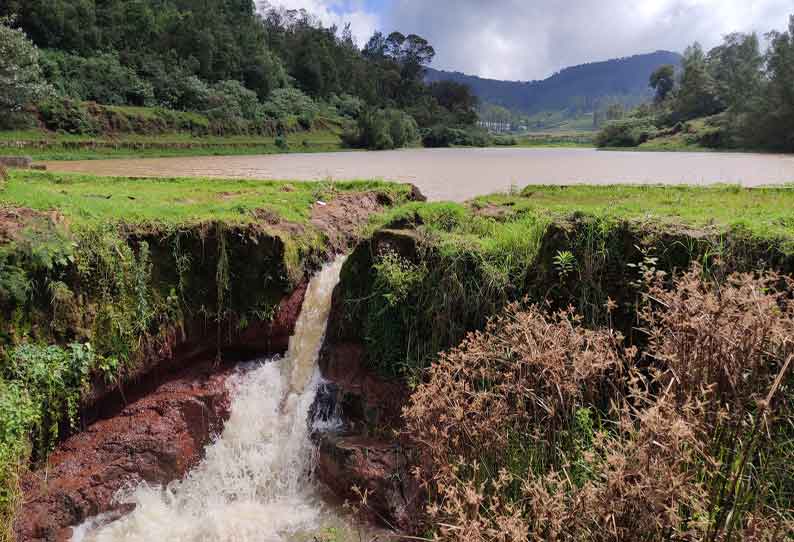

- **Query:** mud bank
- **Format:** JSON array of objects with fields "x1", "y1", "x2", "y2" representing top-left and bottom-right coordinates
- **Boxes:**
[
  {"x1": 314, "y1": 211, "x2": 794, "y2": 532},
  {"x1": 2, "y1": 184, "x2": 422, "y2": 541},
  {"x1": 15, "y1": 358, "x2": 234, "y2": 542}
]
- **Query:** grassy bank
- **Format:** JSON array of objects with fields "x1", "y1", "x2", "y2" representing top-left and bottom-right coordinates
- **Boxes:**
[
  {"x1": 1, "y1": 171, "x2": 408, "y2": 227},
  {"x1": 0, "y1": 129, "x2": 346, "y2": 161},
  {"x1": 328, "y1": 183, "x2": 794, "y2": 540},
  {"x1": 0, "y1": 170, "x2": 411, "y2": 538},
  {"x1": 335, "y1": 184, "x2": 794, "y2": 379}
]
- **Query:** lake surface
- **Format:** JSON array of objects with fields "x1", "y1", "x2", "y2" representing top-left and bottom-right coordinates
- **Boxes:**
[{"x1": 45, "y1": 148, "x2": 794, "y2": 201}]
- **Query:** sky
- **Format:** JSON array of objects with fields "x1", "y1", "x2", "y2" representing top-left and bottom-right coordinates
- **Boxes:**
[{"x1": 259, "y1": 1, "x2": 794, "y2": 81}]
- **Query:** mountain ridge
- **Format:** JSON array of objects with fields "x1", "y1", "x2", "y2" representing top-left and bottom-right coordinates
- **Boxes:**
[{"x1": 426, "y1": 50, "x2": 683, "y2": 114}]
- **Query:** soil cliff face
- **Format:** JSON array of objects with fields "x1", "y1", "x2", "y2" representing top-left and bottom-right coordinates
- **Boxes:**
[
  {"x1": 313, "y1": 216, "x2": 794, "y2": 534},
  {"x1": 7, "y1": 188, "x2": 423, "y2": 541},
  {"x1": 15, "y1": 359, "x2": 234, "y2": 542}
]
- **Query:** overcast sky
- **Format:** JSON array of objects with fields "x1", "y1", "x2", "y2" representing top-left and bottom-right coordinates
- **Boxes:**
[{"x1": 259, "y1": 0, "x2": 794, "y2": 81}]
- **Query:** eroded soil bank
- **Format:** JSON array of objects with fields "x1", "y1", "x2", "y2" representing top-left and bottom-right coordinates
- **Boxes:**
[
  {"x1": 3, "y1": 185, "x2": 420, "y2": 541},
  {"x1": 313, "y1": 206, "x2": 794, "y2": 533}
]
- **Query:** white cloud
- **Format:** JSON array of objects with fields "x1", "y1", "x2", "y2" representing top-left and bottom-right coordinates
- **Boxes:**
[
  {"x1": 258, "y1": 0, "x2": 793, "y2": 80},
  {"x1": 384, "y1": 0, "x2": 793, "y2": 80},
  {"x1": 258, "y1": 0, "x2": 380, "y2": 46}
]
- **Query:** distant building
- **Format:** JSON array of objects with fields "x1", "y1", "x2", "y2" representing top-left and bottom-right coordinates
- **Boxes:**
[{"x1": 478, "y1": 120, "x2": 512, "y2": 133}]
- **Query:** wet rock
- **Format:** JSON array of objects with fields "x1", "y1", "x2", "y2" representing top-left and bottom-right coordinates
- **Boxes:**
[
  {"x1": 317, "y1": 341, "x2": 420, "y2": 531},
  {"x1": 14, "y1": 360, "x2": 234, "y2": 542},
  {"x1": 319, "y1": 342, "x2": 407, "y2": 429},
  {"x1": 317, "y1": 435, "x2": 422, "y2": 533},
  {"x1": 234, "y1": 278, "x2": 308, "y2": 355}
]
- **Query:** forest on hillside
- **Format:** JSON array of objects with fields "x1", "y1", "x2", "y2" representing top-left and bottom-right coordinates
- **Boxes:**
[
  {"x1": 597, "y1": 15, "x2": 794, "y2": 152},
  {"x1": 426, "y1": 50, "x2": 682, "y2": 117},
  {"x1": 0, "y1": 0, "x2": 481, "y2": 149}
]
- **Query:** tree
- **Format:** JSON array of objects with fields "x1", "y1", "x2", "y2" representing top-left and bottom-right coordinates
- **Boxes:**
[
  {"x1": 430, "y1": 81, "x2": 479, "y2": 125},
  {"x1": 0, "y1": 20, "x2": 50, "y2": 113},
  {"x1": 674, "y1": 43, "x2": 723, "y2": 121},
  {"x1": 649, "y1": 64, "x2": 675, "y2": 103},
  {"x1": 707, "y1": 33, "x2": 763, "y2": 113},
  {"x1": 759, "y1": 15, "x2": 794, "y2": 150}
]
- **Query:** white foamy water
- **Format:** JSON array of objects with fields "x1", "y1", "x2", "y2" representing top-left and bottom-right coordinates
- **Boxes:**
[{"x1": 73, "y1": 257, "x2": 356, "y2": 542}]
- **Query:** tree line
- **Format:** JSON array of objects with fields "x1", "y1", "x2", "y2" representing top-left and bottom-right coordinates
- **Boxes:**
[
  {"x1": 0, "y1": 0, "x2": 480, "y2": 149},
  {"x1": 598, "y1": 15, "x2": 794, "y2": 151}
]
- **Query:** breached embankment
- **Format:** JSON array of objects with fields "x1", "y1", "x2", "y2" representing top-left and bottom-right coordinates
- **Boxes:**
[
  {"x1": 313, "y1": 196, "x2": 794, "y2": 533},
  {"x1": 2, "y1": 176, "x2": 421, "y2": 541}
]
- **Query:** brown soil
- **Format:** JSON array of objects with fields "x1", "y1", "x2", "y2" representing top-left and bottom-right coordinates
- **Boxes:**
[
  {"x1": 14, "y1": 358, "x2": 235, "y2": 542},
  {"x1": 310, "y1": 192, "x2": 385, "y2": 252},
  {"x1": 0, "y1": 206, "x2": 64, "y2": 243},
  {"x1": 7, "y1": 187, "x2": 419, "y2": 540}
]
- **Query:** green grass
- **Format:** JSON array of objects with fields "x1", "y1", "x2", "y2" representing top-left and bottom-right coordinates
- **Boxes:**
[
  {"x1": 1, "y1": 170, "x2": 409, "y2": 228},
  {"x1": 482, "y1": 184, "x2": 794, "y2": 243},
  {"x1": 349, "y1": 183, "x2": 794, "y2": 382},
  {"x1": 0, "y1": 129, "x2": 347, "y2": 160},
  {"x1": 372, "y1": 184, "x2": 794, "y2": 252},
  {"x1": 512, "y1": 134, "x2": 594, "y2": 148}
]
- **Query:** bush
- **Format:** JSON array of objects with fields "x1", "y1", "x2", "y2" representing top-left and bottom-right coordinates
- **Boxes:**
[
  {"x1": 330, "y1": 93, "x2": 364, "y2": 119},
  {"x1": 275, "y1": 136, "x2": 289, "y2": 150},
  {"x1": 38, "y1": 97, "x2": 98, "y2": 134},
  {"x1": 344, "y1": 108, "x2": 418, "y2": 150},
  {"x1": 262, "y1": 87, "x2": 318, "y2": 120},
  {"x1": 0, "y1": 20, "x2": 51, "y2": 113},
  {"x1": 41, "y1": 51, "x2": 154, "y2": 106},
  {"x1": 206, "y1": 80, "x2": 261, "y2": 122},
  {"x1": 405, "y1": 265, "x2": 794, "y2": 540},
  {"x1": 493, "y1": 135, "x2": 517, "y2": 146},
  {"x1": 595, "y1": 117, "x2": 657, "y2": 147},
  {"x1": 422, "y1": 125, "x2": 492, "y2": 147}
]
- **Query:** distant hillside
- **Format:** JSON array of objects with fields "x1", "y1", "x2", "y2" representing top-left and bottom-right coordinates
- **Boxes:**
[{"x1": 426, "y1": 51, "x2": 682, "y2": 114}]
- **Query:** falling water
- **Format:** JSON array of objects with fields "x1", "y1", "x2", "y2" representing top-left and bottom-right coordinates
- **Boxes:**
[{"x1": 72, "y1": 256, "x2": 359, "y2": 542}]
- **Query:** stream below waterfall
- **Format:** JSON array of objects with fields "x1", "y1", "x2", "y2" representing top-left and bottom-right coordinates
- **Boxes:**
[{"x1": 71, "y1": 256, "x2": 381, "y2": 542}]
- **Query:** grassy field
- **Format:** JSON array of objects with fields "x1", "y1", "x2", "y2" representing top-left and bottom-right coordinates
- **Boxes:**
[
  {"x1": 511, "y1": 132, "x2": 594, "y2": 148},
  {"x1": 1, "y1": 170, "x2": 408, "y2": 228},
  {"x1": 347, "y1": 182, "x2": 794, "y2": 381},
  {"x1": 0, "y1": 129, "x2": 347, "y2": 160},
  {"x1": 372, "y1": 184, "x2": 794, "y2": 255}
]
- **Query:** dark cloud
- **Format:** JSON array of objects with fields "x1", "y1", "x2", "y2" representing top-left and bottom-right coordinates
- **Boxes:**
[{"x1": 269, "y1": 0, "x2": 794, "y2": 80}]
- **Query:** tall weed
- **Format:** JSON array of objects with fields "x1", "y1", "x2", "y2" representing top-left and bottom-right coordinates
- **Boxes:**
[{"x1": 404, "y1": 265, "x2": 794, "y2": 540}]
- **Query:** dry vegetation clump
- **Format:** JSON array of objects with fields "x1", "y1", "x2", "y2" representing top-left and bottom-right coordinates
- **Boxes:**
[{"x1": 404, "y1": 264, "x2": 794, "y2": 541}]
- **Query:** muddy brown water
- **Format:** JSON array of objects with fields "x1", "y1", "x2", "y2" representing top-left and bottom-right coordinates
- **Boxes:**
[{"x1": 44, "y1": 147, "x2": 794, "y2": 201}]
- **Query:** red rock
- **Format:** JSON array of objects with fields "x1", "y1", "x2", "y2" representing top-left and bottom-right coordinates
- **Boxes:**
[
  {"x1": 14, "y1": 360, "x2": 234, "y2": 542},
  {"x1": 234, "y1": 278, "x2": 308, "y2": 354},
  {"x1": 317, "y1": 435, "x2": 422, "y2": 533}
]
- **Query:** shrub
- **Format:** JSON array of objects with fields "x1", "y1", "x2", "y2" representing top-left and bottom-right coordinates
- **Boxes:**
[
  {"x1": 0, "y1": 21, "x2": 51, "y2": 113},
  {"x1": 595, "y1": 117, "x2": 657, "y2": 147},
  {"x1": 493, "y1": 135, "x2": 517, "y2": 146},
  {"x1": 422, "y1": 125, "x2": 492, "y2": 147},
  {"x1": 206, "y1": 79, "x2": 261, "y2": 122},
  {"x1": 344, "y1": 108, "x2": 418, "y2": 150},
  {"x1": 38, "y1": 97, "x2": 98, "y2": 134},
  {"x1": 262, "y1": 87, "x2": 318, "y2": 120},
  {"x1": 331, "y1": 93, "x2": 364, "y2": 119},
  {"x1": 41, "y1": 51, "x2": 154, "y2": 106},
  {"x1": 275, "y1": 136, "x2": 289, "y2": 150},
  {"x1": 405, "y1": 265, "x2": 794, "y2": 540}
]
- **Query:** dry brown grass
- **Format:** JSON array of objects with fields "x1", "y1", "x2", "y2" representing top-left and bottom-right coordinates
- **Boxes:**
[{"x1": 404, "y1": 265, "x2": 794, "y2": 541}]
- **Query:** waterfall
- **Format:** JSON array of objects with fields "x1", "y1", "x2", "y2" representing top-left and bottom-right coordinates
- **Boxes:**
[{"x1": 73, "y1": 256, "x2": 352, "y2": 542}]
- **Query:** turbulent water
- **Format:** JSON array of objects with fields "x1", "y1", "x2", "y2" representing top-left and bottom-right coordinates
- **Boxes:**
[
  {"x1": 45, "y1": 147, "x2": 794, "y2": 201},
  {"x1": 72, "y1": 257, "x2": 358, "y2": 542}
]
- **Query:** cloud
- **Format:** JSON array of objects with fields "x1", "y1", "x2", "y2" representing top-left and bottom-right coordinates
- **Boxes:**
[
  {"x1": 258, "y1": 0, "x2": 380, "y2": 46},
  {"x1": 261, "y1": 0, "x2": 793, "y2": 80},
  {"x1": 384, "y1": 0, "x2": 793, "y2": 80}
]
